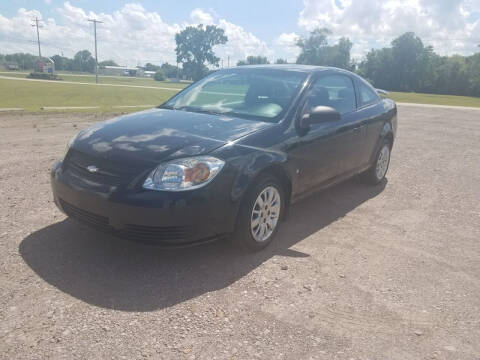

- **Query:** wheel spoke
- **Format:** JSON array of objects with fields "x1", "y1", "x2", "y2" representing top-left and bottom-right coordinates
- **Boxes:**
[
  {"x1": 253, "y1": 224, "x2": 261, "y2": 236},
  {"x1": 259, "y1": 224, "x2": 266, "y2": 238},
  {"x1": 270, "y1": 203, "x2": 280, "y2": 212},
  {"x1": 257, "y1": 196, "x2": 264, "y2": 208},
  {"x1": 266, "y1": 217, "x2": 275, "y2": 229},
  {"x1": 266, "y1": 223, "x2": 271, "y2": 232}
]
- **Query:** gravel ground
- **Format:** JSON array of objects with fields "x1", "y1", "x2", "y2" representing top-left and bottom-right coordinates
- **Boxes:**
[{"x1": 0, "y1": 106, "x2": 479, "y2": 360}]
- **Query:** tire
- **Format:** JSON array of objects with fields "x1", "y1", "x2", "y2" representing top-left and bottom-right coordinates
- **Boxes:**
[
  {"x1": 360, "y1": 139, "x2": 391, "y2": 185},
  {"x1": 231, "y1": 174, "x2": 285, "y2": 252}
]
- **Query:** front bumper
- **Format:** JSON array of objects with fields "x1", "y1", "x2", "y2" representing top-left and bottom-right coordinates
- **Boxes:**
[{"x1": 50, "y1": 161, "x2": 239, "y2": 246}]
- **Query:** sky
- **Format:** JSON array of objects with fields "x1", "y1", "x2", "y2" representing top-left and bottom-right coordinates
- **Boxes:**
[{"x1": 1, "y1": 0, "x2": 479, "y2": 67}]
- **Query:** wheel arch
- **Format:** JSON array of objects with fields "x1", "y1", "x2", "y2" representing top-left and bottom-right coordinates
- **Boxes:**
[
  {"x1": 231, "y1": 158, "x2": 293, "y2": 221},
  {"x1": 255, "y1": 164, "x2": 292, "y2": 220},
  {"x1": 369, "y1": 121, "x2": 394, "y2": 164}
]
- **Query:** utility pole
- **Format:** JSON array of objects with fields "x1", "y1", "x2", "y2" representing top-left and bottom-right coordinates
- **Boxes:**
[
  {"x1": 88, "y1": 18, "x2": 103, "y2": 83},
  {"x1": 31, "y1": 17, "x2": 42, "y2": 59},
  {"x1": 227, "y1": 56, "x2": 230, "y2": 68}
]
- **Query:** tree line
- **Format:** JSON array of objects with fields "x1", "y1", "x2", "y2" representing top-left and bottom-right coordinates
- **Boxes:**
[
  {"x1": 174, "y1": 25, "x2": 479, "y2": 97},
  {"x1": 0, "y1": 50, "x2": 116, "y2": 72},
  {"x1": 358, "y1": 32, "x2": 480, "y2": 97},
  {"x1": 2, "y1": 25, "x2": 479, "y2": 96},
  {"x1": 0, "y1": 50, "x2": 181, "y2": 78},
  {"x1": 239, "y1": 29, "x2": 479, "y2": 97}
]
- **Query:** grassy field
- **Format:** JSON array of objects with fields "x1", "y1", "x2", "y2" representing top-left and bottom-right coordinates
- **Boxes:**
[
  {"x1": 0, "y1": 78, "x2": 181, "y2": 112},
  {"x1": 389, "y1": 91, "x2": 480, "y2": 108},
  {"x1": 0, "y1": 72, "x2": 478, "y2": 113},
  {"x1": 0, "y1": 71, "x2": 188, "y2": 89}
]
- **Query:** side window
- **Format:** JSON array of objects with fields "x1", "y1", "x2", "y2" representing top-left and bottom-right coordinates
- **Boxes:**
[
  {"x1": 303, "y1": 75, "x2": 356, "y2": 115},
  {"x1": 358, "y1": 82, "x2": 379, "y2": 107}
]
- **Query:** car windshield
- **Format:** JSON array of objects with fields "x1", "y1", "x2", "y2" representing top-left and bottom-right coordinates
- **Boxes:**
[{"x1": 162, "y1": 69, "x2": 307, "y2": 122}]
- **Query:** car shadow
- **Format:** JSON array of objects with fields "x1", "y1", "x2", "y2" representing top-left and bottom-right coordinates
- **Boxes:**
[{"x1": 20, "y1": 178, "x2": 386, "y2": 312}]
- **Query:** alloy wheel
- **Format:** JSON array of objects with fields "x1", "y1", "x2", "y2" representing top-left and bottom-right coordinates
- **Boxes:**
[
  {"x1": 250, "y1": 186, "x2": 281, "y2": 242},
  {"x1": 375, "y1": 144, "x2": 390, "y2": 180}
]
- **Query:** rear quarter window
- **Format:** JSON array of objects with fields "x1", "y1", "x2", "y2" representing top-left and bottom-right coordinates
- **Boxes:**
[{"x1": 358, "y1": 81, "x2": 380, "y2": 107}]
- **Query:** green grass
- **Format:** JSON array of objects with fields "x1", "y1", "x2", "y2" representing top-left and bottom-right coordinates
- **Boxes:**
[
  {"x1": 0, "y1": 71, "x2": 188, "y2": 89},
  {"x1": 1, "y1": 72, "x2": 479, "y2": 113},
  {"x1": 0, "y1": 78, "x2": 182, "y2": 112},
  {"x1": 388, "y1": 92, "x2": 480, "y2": 108}
]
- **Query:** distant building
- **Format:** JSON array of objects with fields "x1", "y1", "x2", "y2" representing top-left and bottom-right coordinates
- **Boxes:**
[
  {"x1": 6, "y1": 63, "x2": 19, "y2": 70},
  {"x1": 100, "y1": 65, "x2": 147, "y2": 77}
]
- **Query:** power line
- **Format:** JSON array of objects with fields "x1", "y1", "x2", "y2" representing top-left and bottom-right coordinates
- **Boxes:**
[
  {"x1": 31, "y1": 17, "x2": 42, "y2": 59},
  {"x1": 88, "y1": 18, "x2": 103, "y2": 83}
]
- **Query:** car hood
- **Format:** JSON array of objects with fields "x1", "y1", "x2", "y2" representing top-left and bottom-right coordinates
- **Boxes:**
[{"x1": 71, "y1": 108, "x2": 271, "y2": 164}]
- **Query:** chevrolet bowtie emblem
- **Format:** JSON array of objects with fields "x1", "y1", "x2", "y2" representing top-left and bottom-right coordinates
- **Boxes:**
[{"x1": 86, "y1": 165, "x2": 99, "y2": 173}]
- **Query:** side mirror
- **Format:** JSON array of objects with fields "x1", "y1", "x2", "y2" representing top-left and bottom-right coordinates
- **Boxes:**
[{"x1": 300, "y1": 106, "x2": 340, "y2": 128}]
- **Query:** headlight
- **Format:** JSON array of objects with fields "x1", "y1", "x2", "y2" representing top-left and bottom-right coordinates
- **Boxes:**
[{"x1": 143, "y1": 156, "x2": 225, "y2": 191}]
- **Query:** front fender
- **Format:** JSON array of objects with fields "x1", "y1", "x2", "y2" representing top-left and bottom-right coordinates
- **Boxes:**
[{"x1": 213, "y1": 143, "x2": 289, "y2": 203}]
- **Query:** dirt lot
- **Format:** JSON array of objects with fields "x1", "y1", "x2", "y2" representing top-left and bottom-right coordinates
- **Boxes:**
[{"x1": 1, "y1": 106, "x2": 479, "y2": 360}]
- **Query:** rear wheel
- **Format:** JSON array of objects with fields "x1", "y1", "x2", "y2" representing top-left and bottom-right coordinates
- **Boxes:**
[
  {"x1": 231, "y1": 174, "x2": 284, "y2": 251},
  {"x1": 360, "y1": 139, "x2": 391, "y2": 185}
]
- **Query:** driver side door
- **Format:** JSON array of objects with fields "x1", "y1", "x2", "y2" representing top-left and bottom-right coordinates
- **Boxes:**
[{"x1": 292, "y1": 73, "x2": 365, "y2": 195}]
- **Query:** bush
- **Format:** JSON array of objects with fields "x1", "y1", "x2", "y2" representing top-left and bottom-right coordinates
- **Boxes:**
[
  {"x1": 154, "y1": 70, "x2": 165, "y2": 81},
  {"x1": 27, "y1": 72, "x2": 62, "y2": 80}
]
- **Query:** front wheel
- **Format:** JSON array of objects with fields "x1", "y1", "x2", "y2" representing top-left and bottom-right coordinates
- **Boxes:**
[
  {"x1": 360, "y1": 139, "x2": 391, "y2": 185},
  {"x1": 231, "y1": 174, "x2": 284, "y2": 251}
]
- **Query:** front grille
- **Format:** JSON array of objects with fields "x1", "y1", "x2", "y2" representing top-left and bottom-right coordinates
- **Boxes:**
[
  {"x1": 64, "y1": 149, "x2": 145, "y2": 187},
  {"x1": 60, "y1": 199, "x2": 195, "y2": 244},
  {"x1": 60, "y1": 199, "x2": 111, "y2": 232},
  {"x1": 118, "y1": 224, "x2": 195, "y2": 244}
]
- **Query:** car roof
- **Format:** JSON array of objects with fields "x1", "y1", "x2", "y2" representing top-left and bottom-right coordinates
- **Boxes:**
[{"x1": 230, "y1": 64, "x2": 347, "y2": 73}]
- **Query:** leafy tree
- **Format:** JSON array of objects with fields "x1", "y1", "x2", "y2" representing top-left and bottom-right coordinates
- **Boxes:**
[
  {"x1": 296, "y1": 28, "x2": 330, "y2": 65},
  {"x1": 51, "y1": 55, "x2": 74, "y2": 71},
  {"x1": 328, "y1": 37, "x2": 353, "y2": 70},
  {"x1": 275, "y1": 58, "x2": 288, "y2": 64},
  {"x1": 154, "y1": 70, "x2": 166, "y2": 81},
  {"x1": 434, "y1": 55, "x2": 470, "y2": 96},
  {"x1": 390, "y1": 32, "x2": 425, "y2": 91},
  {"x1": 160, "y1": 62, "x2": 179, "y2": 78},
  {"x1": 358, "y1": 48, "x2": 394, "y2": 89},
  {"x1": 175, "y1": 24, "x2": 227, "y2": 81},
  {"x1": 143, "y1": 62, "x2": 181, "y2": 78},
  {"x1": 296, "y1": 28, "x2": 353, "y2": 70},
  {"x1": 144, "y1": 62, "x2": 161, "y2": 72},
  {"x1": 358, "y1": 31, "x2": 480, "y2": 96},
  {"x1": 4, "y1": 53, "x2": 37, "y2": 70},
  {"x1": 415, "y1": 46, "x2": 440, "y2": 93},
  {"x1": 237, "y1": 55, "x2": 269, "y2": 66},
  {"x1": 73, "y1": 50, "x2": 96, "y2": 73},
  {"x1": 98, "y1": 60, "x2": 119, "y2": 67},
  {"x1": 467, "y1": 53, "x2": 480, "y2": 96}
]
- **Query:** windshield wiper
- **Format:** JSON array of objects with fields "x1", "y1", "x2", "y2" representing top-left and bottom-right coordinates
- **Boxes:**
[{"x1": 174, "y1": 106, "x2": 225, "y2": 116}]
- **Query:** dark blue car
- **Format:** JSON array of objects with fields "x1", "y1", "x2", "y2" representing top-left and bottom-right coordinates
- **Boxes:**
[{"x1": 51, "y1": 65, "x2": 397, "y2": 251}]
